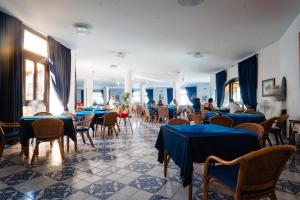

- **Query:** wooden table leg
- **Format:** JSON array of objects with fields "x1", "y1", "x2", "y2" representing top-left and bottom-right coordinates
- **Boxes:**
[{"x1": 188, "y1": 182, "x2": 193, "y2": 200}]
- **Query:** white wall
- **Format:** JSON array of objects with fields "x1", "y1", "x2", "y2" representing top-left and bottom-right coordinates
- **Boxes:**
[
  {"x1": 210, "y1": 13, "x2": 300, "y2": 118},
  {"x1": 197, "y1": 83, "x2": 211, "y2": 103}
]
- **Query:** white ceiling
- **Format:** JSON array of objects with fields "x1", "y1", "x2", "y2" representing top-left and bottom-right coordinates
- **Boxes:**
[{"x1": 1, "y1": 0, "x2": 300, "y2": 85}]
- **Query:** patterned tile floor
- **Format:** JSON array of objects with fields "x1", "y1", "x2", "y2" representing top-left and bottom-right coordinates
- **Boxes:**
[{"x1": 0, "y1": 118, "x2": 300, "y2": 200}]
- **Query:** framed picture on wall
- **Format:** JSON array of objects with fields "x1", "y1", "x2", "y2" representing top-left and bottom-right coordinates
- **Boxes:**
[{"x1": 262, "y1": 78, "x2": 275, "y2": 97}]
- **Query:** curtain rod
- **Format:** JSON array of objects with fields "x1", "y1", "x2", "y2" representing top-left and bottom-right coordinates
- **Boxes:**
[{"x1": 215, "y1": 52, "x2": 259, "y2": 74}]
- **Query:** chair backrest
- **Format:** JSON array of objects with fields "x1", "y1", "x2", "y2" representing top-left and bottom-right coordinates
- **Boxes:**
[
  {"x1": 276, "y1": 114, "x2": 289, "y2": 129},
  {"x1": 168, "y1": 118, "x2": 189, "y2": 125},
  {"x1": 62, "y1": 111, "x2": 77, "y2": 126},
  {"x1": 34, "y1": 112, "x2": 53, "y2": 116},
  {"x1": 158, "y1": 107, "x2": 169, "y2": 118},
  {"x1": 144, "y1": 107, "x2": 151, "y2": 118},
  {"x1": 245, "y1": 110, "x2": 265, "y2": 115},
  {"x1": 234, "y1": 110, "x2": 244, "y2": 114},
  {"x1": 235, "y1": 123, "x2": 265, "y2": 147},
  {"x1": 32, "y1": 118, "x2": 64, "y2": 140},
  {"x1": 103, "y1": 112, "x2": 118, "y2": 126},
  {"x1": 261, "y1": 117, "x2": 277, "y2": 134},
  {"x1": 236, "y1": 145, "x2": 295, "y2": 193},
  {"x1": 209, "y1": 115, "x2": 234, "y2": 128},
  {"x1": 76, "y1": 108, "x2": 84, "y2": 112},
  {"x1": 189, "y1": 114, "x2": 203, "y2": 124},
  {"x1": 81, "y1": 113, "x2": 95, "y2": 128}
]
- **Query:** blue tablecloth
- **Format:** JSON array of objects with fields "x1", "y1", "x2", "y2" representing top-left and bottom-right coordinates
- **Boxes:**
[
  {"x1": 155, "y1": 124, "x2": 260, "y2": 187},
  {"x1": 76, "y1": 110, "x2": 109, "y2": 129},
  {"x1": 20, "y1": 115, "x2": 76, "y2": 145},
  {"x1": 82, "y1": 107, "x2": 106, "y2": 111},
  {"x1": 204, "y1": 112, "x2": 265, "y2": 126}
]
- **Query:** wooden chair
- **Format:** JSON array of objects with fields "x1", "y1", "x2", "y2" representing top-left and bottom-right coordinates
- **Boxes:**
[
  {"x1": 144, "y1": 107, "x2": 156, "y2": 122},
  {"x1": 203, "y1": 145, "x2": 295, "y2": 200},
  {"x1": 270, "y1": 114, "x2": 289, "y2": 145},
  {"x1": 62, "y1": 111, "x2": 79, "y2": 152},
  {"x1": 0, "y1": 121, "x2": 20, "y2": 159},
  {"x1": 234, "y1": 123, "x2": 265, "y2": 148},
  {"x1": 98, "y1": 112, "x2": 118, "y2": 139},
  {"x1": 31, "y1": 118, "x2": 64, "y2": 164},
  {"x1": 189, "y1": 114, "x2": 203, "y2": 124},
  {"x1": 76, "y1": 113, "x2": 95, "y2": 147},
  {"x1": 157, "y1": 107, "x2": 169, "y2": 123},
  {"x1": 245, "y1": 110, "x2": 265, "y2": 115},
  {"x1": 163, "y1": 118, "x2": 190, "y2": 177},
  {"x1": 34, "y1": 112, "x2": 53, "y2": 116},
  {"x1": 168, "y1": 118, "x2": 190, "y2": 125},
  {"x1": 209, "y1": 115, "x2": 234, "y2": 128},
  {"x1": 260, "y1": 117, "x2": 278, "y2": 147}
]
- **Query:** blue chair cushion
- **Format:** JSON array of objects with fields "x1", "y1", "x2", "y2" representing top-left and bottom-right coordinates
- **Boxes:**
[
  {"x1": 76, "y1": 127, "x2": 89, "y2": 132},
  {"x1": 208, "y1": 164, "x2": 239, "y2": 189},
  {"x1": 4, "y1": 130, "x2": 20, "y2": 139}
]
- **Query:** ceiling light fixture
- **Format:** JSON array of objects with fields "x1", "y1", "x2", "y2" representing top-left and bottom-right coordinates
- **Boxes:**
[
  {"x1": 73, "y1": 23, "x2": 91, "y2": 36},
  {"x1": 116, "y1": 52, "x2": 126, "y2": 58},
  {"x1": 110, "y1": 65, "x2": 118, "y2": 69},
  {"x1": 188, "y1": 51, "x2": 204, "y2": 58},
  {"x1": 178, "y1": 0, "x2": 204, "y2": 7}
]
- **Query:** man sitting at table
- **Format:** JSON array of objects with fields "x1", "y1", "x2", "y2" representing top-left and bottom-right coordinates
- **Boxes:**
[
  {"x1": 228, "y1": 98, "x2": 241, "y2": 113},
  {"x1": 204, "y1": 98, "x2": 215, "y2": 112}
]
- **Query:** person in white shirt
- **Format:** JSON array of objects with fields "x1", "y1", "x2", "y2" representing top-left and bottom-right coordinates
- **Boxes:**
[{"x1": 228, "y1": 98, "x2": 241, "y2": 113}]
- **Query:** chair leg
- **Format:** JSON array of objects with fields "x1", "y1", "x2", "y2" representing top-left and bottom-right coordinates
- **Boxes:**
[
  {"x1": 86, "y1": 131, "x2": 94, "y2": 147},
  {"x1": 274, "y1": 134, "x2": 280, "y2": 145},
  {"x1": 278, "y1": 133, "x2": 284, "y2": 144},
  {"x1": 74, "y1": 132, "x2": 78, "y2": 151},
  {"x1": 188, "y1": 183, "x2": 193, "y2": 200},
  {"x1": 124, "y1": 118, "x2": 127, "y2": 132},
  {"x1": 113, "y1": 127, "x2": 118, "y2": 137},
  {"x1": 127, "y1": 118, "x2": 133, "y2": 135},
  {"x1": 58, "y1": 138, "x2": 64, "y2": 160},
  {"x1": 270, "y1": 190, "x2": 277, "y2": 200},
  {"x1": 203, "y1": 177, "x2": 209, "y2": 200},
  {"x1": 0, "y1": 137, "x2": 5, "y2": 159},
  {"x1": 67, "y1": 135, "x2": 70, "y2": 152},
  {"x1": 80, "y1": 133, "x2": 86, "y2": 144},
  {"x1": 163, "y1": 152, "x2": 168, "y2": 177},
  {"x1": 31, "y1": 141, "x2": 39, "y2": 164}
]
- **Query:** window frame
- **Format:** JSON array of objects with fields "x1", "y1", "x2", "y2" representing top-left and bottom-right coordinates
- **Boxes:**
[
  {"x1": 223, "y1": 78, "x2": 243, "y2": 107},
  {"x1": 22, "y1": 26, "x2": 50, "y2": 111}
]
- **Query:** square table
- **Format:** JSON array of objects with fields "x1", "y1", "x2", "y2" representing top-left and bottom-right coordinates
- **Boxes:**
[
  {"x1": 204, "y1": 112, "x2": 266, "y2": 126},
  {"x1": 155, "y1": 124, "x2": 260, "y2": 199},
  {"x1": 20, "y1": 115, "x2": 76, "y2": 157}
]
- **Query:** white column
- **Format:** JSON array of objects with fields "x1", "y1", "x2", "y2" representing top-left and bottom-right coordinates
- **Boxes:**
[
  {"x1": 67, "y1": 50, "x2": 76, "y2": 112},
  {"x1": 124, "y1": 70, "x2": 133, "y2": 106},
  {"x1": 175, "y1": 73, "x2": 183, "y2": 106},
  {"x1": 84, "y1": 79, "x2": 93, "y2": 107},
  {"x1": 104, "y1": 86, "x2": 110, "y2": 104},
  {"x1": 139, "y1": 83, "x2": 144, "y2": 105}
]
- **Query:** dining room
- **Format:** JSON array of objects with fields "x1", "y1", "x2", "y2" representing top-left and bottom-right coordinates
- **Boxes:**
[{"x1": 0, "y1": 0, "x2": 300, "y2": 200}]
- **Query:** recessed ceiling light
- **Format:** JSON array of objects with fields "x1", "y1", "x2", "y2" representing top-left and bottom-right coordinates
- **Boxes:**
[
  {"x1": 178, "y1": 0, "x2": 204, "y2": 7},
  {"x1": 110, "y1": 65, "x2": 118, "y2": 68},
  {"x1": 187, "y1": 51, "x2": 204, "y2": 58},
  {"x1": 73, "y1": 23, "x2": 91, "y2": 36},
  {"x1": 116, "y1": 52, "x2": 126, "y2": 58}
]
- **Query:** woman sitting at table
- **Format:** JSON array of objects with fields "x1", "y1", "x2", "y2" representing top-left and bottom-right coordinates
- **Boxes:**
[
  {"x1": 157, "y1": 99, "x2": 164, "y2": 107},
  {"x1": 204, "y1": 98, "x2": 215, "y2": 112},
  {"x1": 171, "y1": 99, "x2": 178, "y2": 107}
]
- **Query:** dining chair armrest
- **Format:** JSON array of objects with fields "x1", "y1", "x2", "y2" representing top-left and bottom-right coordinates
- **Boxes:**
[
  {"x1": 204, "y1": 155, "x2": 240, "y2": 177},
  {"x1": 0, "y1": 122, "x2": 20, "y2": 128}
]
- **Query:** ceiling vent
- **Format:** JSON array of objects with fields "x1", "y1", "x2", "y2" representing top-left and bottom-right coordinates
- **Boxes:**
[
  {"x1": 178, "y1": 0, "x2": 204, "y2": 7},
  {"x1": 73, "y1": 23, "x2": 91, "y2": 36}
]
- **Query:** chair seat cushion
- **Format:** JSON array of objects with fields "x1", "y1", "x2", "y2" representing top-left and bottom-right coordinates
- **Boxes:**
[
  {"x1": 208, "y1": 164, "x2": 239, "y2": 189},
  {"x1": 76, "y1": 127, "x2": 89, "y2": 132},
  {"x1": 4, "y1": 130, "x2": 20, "y2": 139}
]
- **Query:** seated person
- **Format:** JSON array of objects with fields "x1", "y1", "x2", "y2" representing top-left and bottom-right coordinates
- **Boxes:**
[
  {"x1": 171, "y1": 99, "x2": 178, "y2": 107},
  {"x1": 204, "y1": 98, "x2": 215, "y2": 112},
  {"x1": 228, "y1": 98, "x2": 241, "y2": 113},
  {"x1": 157, "y1": 99, "x2": 164, "y2": 107}
]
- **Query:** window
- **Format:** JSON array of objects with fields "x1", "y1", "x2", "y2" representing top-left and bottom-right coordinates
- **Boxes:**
[
  {"x1": 223, "y1": 78, "x2": 242, "y2": 107},
  {"x1": 23, "y1": 28, "x2": 49, "y2": 116},
  {"x1": 93, "y1": 91, "x2": 104, "y2": 105},
  {"x1": 132, "y1": 90, "x2": 140, "y2": 103},
  {"x1": 144, "y1": 92, "x2": 149, "y2": 104},
  {"x1": 180, "y1": 89, "x2": 192, "y2": 106}
]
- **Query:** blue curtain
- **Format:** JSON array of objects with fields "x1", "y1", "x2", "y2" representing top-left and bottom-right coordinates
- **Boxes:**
[
  {"x1": 238, "y1": 55, "x2": 258, "y2": 109},
  {"x1": 167, "y1": 88, "x2": 173, "y2": 104},
  {"x1": 146, "y1": 89, "x2": 153, "y2": 102},
  {"x1": 48, "y1": 36, "x2": 72, "y2": 111},
  {"x1": 216, "y1": 70, "x2": 227, "y2": 108},
  {"x1": 185, "y1": 87, "x2": 197, "y2": 103},
  {"x1": 0, "y1": 11, "x2": 23, "y2": 122}
]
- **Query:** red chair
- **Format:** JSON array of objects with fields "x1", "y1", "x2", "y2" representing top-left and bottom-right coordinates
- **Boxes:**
[{"x1": 117, "y1": 109, "x2": 133, "y2": 134}]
